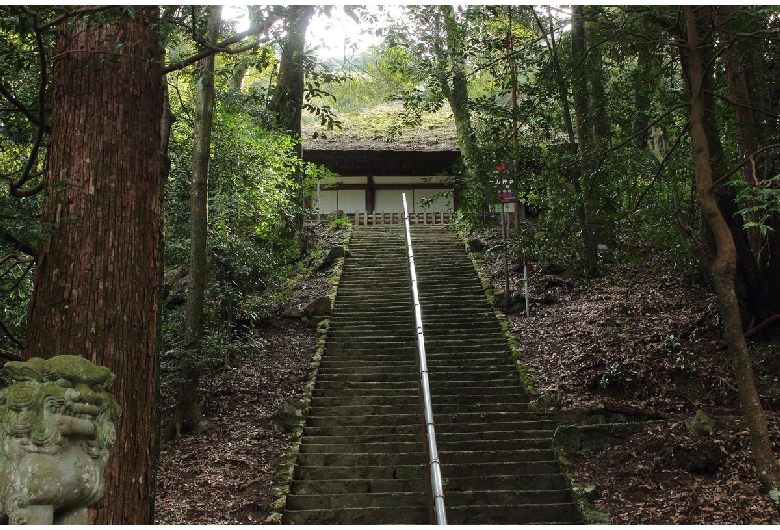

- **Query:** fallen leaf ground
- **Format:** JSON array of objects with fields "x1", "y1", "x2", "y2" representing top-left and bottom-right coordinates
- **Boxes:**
[{"x1": 155, "y1": 223, "x2": 780, "y2": 524}]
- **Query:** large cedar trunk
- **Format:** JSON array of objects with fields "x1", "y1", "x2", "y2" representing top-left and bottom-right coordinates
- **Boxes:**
[
  {"x1": 24, "y1": 9, "x2": 163, "y2": 523},
  {"x1": 683, "y1": 6, "x2": 780, "y2": 502}
]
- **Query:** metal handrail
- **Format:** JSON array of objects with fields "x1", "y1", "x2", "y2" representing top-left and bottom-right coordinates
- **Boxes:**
[{"x1": 401, "y1": 194, "x2": 447, "y2": 525}]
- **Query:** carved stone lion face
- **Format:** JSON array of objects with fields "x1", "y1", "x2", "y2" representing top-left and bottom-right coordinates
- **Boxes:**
[{"x1": 0, "y1": 355, "x2": 119, "y2": 458}]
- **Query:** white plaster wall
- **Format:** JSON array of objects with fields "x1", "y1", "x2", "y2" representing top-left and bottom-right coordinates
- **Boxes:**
[
  {"x1": 375, "y1": 189, "x2": 414, "y2": 213},
  {"x1": 317, "y1": 190, "x2": 338, "y2": 214},
  {"x1": 316, "y1": 189, "x2": 365, "y2": 214}
]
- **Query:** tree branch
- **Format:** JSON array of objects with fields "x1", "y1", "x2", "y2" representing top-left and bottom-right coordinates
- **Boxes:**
[
  {"x1": 0, "y1": 347, "x2": 23, "y2": 361},
  {"x1": 9, "y1": 7, "x2": 48, "y2": 198},
  {"x1": 745, "y1": 314, "x2": 780, "y2": 339},
  {"x1": 162, "y1": 13, "x2": 280, "y2": 74},
  {"x1": 1, "y1": 232, "x2": 37, "y2": 258},
  {"x1": 628, "y1": 124, "x2": 689, "y2": 214},
  {"x1": 707, "y1": 89, "x2": 779, "y2": 121},
  {"x1": 712, "y1": 142, "x2": 780, "y2": 188},
  {"x1": 0, "y1": 82, "x2": 49, "y2": 132},
  {"x1": 0, "y1": 257, "x2": 34, "y2": 294},
  {"x1": 28, "y1": 5, "x2": 115, "y2": 32},
  {"x1": 0, "y1": 319, "x2": 24, "y2": 351},
  {"x1": 674, "y1": 197, "x2": 711, "y2": 265}
]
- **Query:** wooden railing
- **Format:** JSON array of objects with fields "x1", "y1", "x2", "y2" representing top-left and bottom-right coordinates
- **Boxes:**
[{"x1": 353, "y1": 211, "x2": 453, "y2": 226}]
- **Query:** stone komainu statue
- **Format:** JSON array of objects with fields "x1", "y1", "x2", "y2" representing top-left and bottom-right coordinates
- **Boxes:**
[{"x1": 0, "y1": 355, "x2": 119, "y2": 524}]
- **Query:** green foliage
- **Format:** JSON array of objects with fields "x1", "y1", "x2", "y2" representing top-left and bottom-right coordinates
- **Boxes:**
[
  {"x1": 164, "y1": 74, "x2": 303, "y2": 343},
  {"x1": 330, "y1": 215, "x2": 350, "y2": 229},
  {"x1": 729, "y1": 174, "x2": 780, "y2": 237}
]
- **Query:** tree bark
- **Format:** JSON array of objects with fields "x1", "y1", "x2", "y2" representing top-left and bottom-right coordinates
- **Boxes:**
[
  {"x1": 682, "y1": 5, "x2": 780, "y2": 503},
  {"x1": 180, "y1": 5, "x2": 220, "y2": 436},
  {"x1": 269, "y1": 5, "x2": 315, "y2": 233},
  {"x1": 435, "y1": 6, "x2": 486, "y2": 222},
  {"x1": 24, "y1": 7, "x2": 163, "y2": 523},
  {"x1": 717, "y1": 6, "x2": 780, "y2": 322},
  {"x1": 570, "y1": 5, "x2": 599, "y2": 276}
]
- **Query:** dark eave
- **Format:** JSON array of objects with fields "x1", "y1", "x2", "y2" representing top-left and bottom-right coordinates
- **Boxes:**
[{"x1": 303, "y1": 149, "x2": 461, "y2": 177}]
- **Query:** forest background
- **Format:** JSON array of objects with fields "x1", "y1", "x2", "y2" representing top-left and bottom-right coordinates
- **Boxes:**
[{"x1": 0, "y1": 5, "x2": 778, "y2": 523}]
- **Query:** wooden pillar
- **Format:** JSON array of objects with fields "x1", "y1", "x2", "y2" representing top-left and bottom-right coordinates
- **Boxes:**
[{"x1": 366, "y1": 175, "x2": 375, "y2": 214}]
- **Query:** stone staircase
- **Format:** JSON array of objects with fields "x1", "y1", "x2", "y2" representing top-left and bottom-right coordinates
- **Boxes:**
[{"x1": 281, "y1": 225, "x2": 581, "y2": 525}]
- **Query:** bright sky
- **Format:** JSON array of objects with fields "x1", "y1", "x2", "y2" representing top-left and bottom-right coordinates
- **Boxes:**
[{"x1": 222, "y1": 5, "x2": 394, "y2": 60}]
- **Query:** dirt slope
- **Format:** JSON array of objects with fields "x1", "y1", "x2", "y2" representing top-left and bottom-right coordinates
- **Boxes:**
[{"x1": 154, "y1": 224, "x2": 780, "y2": 524}]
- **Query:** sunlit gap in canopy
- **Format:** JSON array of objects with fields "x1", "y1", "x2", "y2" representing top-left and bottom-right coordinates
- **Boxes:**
[{"x1": 221, "y1": 4, "x2": 398, "y2": 62}]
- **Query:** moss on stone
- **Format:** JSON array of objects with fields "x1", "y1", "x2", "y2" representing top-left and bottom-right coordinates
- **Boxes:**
[{"x1": 265, "y1": 223, "x2": 351, "y2": 523}]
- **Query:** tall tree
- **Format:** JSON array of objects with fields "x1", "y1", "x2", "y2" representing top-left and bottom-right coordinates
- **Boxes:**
[
  {"x1": 23, "y1": 7, "x2": 163, "y2": 523},
  {"x1": 178, "y1": 5, "x2": 221, "y2": 436},
  {"x1": 391, "y1": 5, "x2": 485, "y2": 220},
  {"x1": 269, "y1": 4, "x2": 315, "y2": 232},
  {"x1": 680, "y1": 5, "x2": 780, "y2": 503},
  {"x1": 570, "y1": 5, "x2": 600, "y2": 275},
  {"x1": 716, "y1": 6, "x2": 780, "y2": 324}
]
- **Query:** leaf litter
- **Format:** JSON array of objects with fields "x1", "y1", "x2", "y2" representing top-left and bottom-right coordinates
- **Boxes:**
[{"x1": 155, "y1": 223, "x2": 780, "y2": 524}]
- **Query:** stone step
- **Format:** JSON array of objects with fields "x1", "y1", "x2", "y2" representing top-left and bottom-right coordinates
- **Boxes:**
[
  {"x1": 294, "y1": 451, "x2": 427, "y2": 468},
  {"x1": 281, "y1": 223, "x2": 581, "y2": 525},
  {"x1": 315, "y1": 359, "x2": 418, "y2": 370},
  {"x1": 324, "y1": 338, "x2": 415, "y2": 347},
  {"x1": 289, "y1": 473, "x2": 570, "y2": 496},
  {"x1": 432, "y1": 412, "x2": 556, "y2": 427},
  {"x1": 299, "y1": 429, "x2": 553, "y2": 447},
  {"x1": 446, "y1": 502, "x2": 582, "y2": 525},
  {"x1": 311, "y1": 381, "x2": 418, "y2": 393},
  {"x1": 294, "y1": 460, "x2": 566, "y2": 488},
  {"x1": 307, "y1": 401, "x2": 535, "y2": 418},
  {"x1": 287, "y1": 488, "x2": 430, "y2": 510},
  {"x1": 319, "y1": 349, "x2": 417, "y2": 359},
  {"x1": 438, "y1": 448, "x2": 556, "y2": 465},
  {"x1": 422, "y1": 321, "x2": 501, "y2": 331},
  {"x1": 304, "y1": 413, "x2": 420, "y2": 428},
  {"x1": 308, "y1": 394, "x2": 419, "y2": 407},
  {"x1": 315, "y1": 353, "x2": 474, "y2": 364},
  {"x1": 428, "y1": 378, "x2": 522, "y2": 389},
  {"x1": 424, "y1": 338, "x2": 510, "y2": 348},
  {"x1": 327, "y1": 315, "x2": 414, "y2": 324},
  {"x1": 438, "y1": 460, "x2": 565, "y2": 477},
  {"x1": 303, "y1": 415, "x2": 557, "y2": 438},
  {"x1": 282, "y1": 505, "x2": 429, "y2": 525},
  {"x1": 290, "y1": 478, "x2": 427, "y2": 495},
  {"x1": 319, "y1": 357, "x2": 514, "y2": 370},
  {"x1": 310, "y1": 388, "x2": 529, "y2": 404},
  {"x1": 326, "y1": 328, "x2": 413, "y2": 338},
  {"x1": 302, "y1": 424, "x2": 422, "y2": 438},
  {"x1": 297, "y1": 438, "x2": 551, "y2": 455},
  {"x1": 286, "y1": 489, "x2": 570, "y2": 513},
  {"x1": 300, "y1": 433, "x2": 422, "y2": 446},
  {"x1": 314, "y1": 367, "x2": 521, "y2": 384},
  {"x1": 425, "y1": 345, "x2": 513, "y2": 355},
  {"x1": 330, "y1": 300, "x2": 411, "y2": 309}
]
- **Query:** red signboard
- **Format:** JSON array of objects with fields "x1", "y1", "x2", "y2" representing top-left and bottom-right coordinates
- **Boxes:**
[{"x1": 493, "y1": 162, "x2": 516, "y2": 203}]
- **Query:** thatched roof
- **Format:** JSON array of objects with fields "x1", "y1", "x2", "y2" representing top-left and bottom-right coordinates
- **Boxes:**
[
  {"x1": 301, "y1": 103, "x2": 460, "y2": 176},
  {"x1": 301, "y1": 102, "x2": 458, "y2": 152}
]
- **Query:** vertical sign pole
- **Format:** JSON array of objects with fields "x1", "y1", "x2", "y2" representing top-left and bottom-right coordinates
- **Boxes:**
[
  {"x1": 502, "y1": 201, "x2": 509, "y2": 299},
  {"x1": 523, "y1": 249, "x2": 529, "y2": 317}
]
